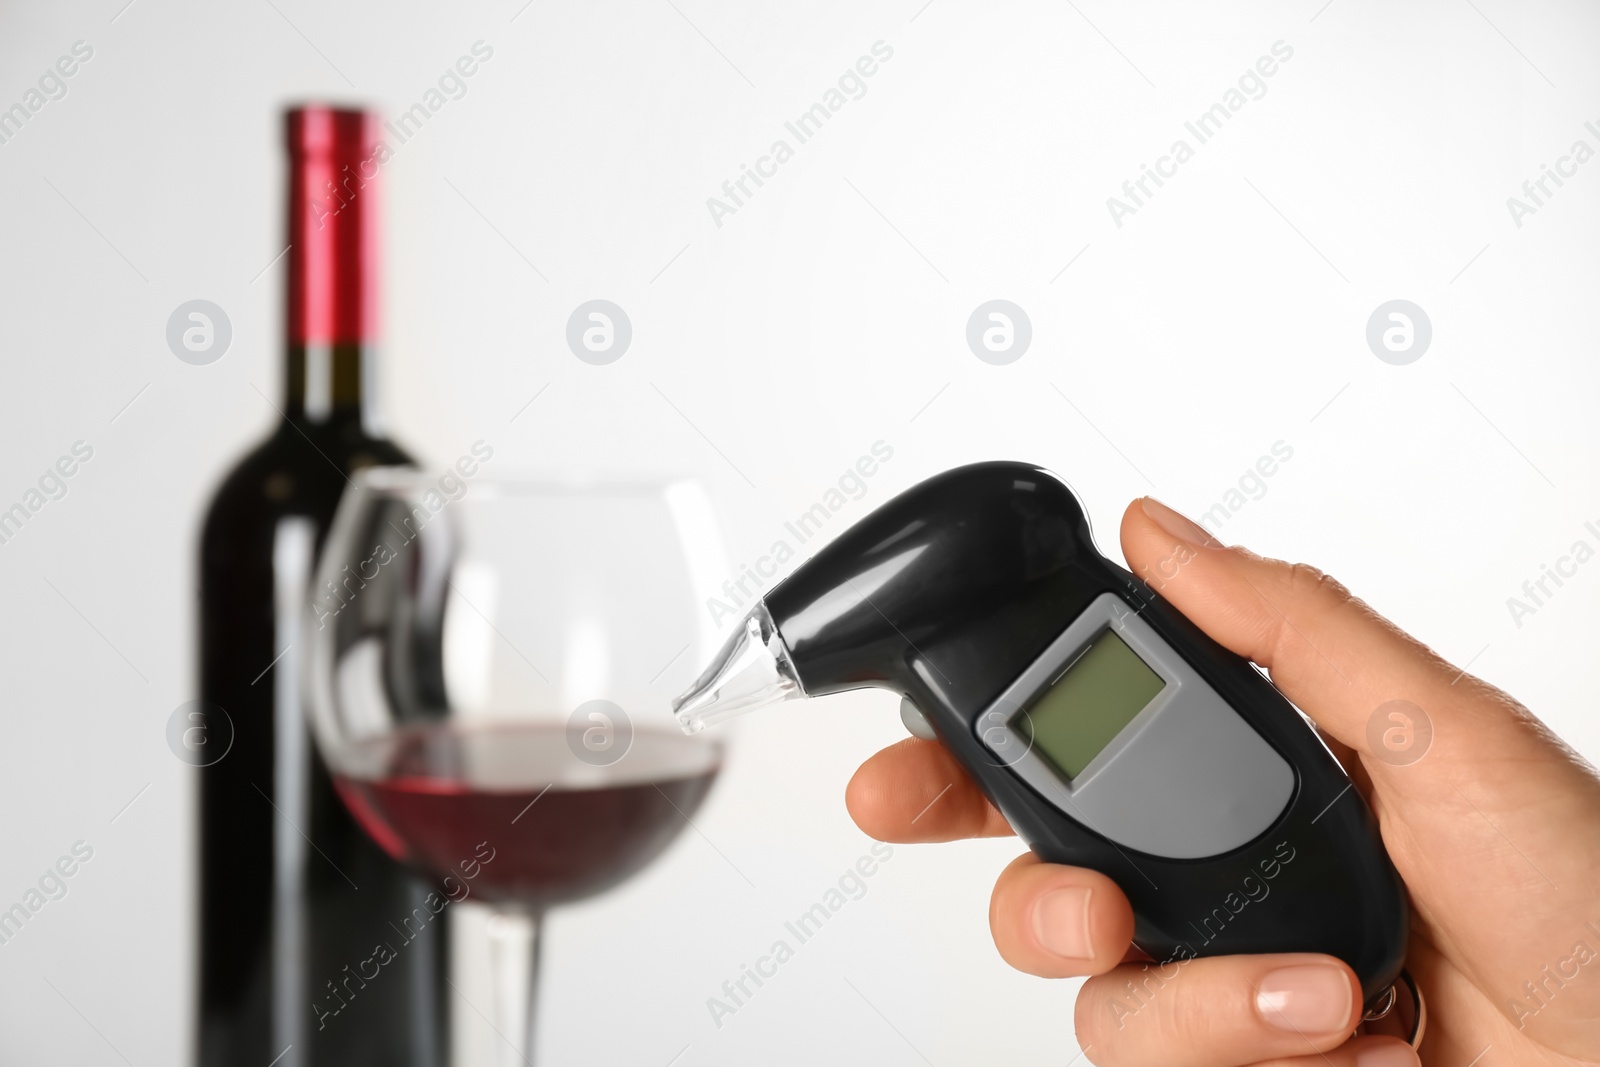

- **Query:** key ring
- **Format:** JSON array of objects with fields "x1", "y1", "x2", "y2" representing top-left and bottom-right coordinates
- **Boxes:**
[{"x1": 1361, "y1": 968, "x2": 1426, "y2": 1049}]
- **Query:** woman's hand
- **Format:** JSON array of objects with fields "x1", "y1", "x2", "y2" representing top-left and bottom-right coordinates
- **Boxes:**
[{"x1": 845, "y1": 497, "x2": 1600, "y2": 1066}]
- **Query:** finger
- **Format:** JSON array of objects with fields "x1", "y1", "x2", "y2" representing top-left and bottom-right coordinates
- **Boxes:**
[
  {"x1": 1121, "y1": 497, "x2": 1566, "y2": 772},
  {"x1": 1240, "y1": 1037, "x2": 1420, "y2": 1067},
  {"x1": 845, "y1": 737, "x2": 1013, "y2": 842},
  {"x1": 1075, "y1": 952, "x2": 1361, "y2": 1067},
  {"x1": 988, "y1": 853, "x2": 1135, "y2": 978}
]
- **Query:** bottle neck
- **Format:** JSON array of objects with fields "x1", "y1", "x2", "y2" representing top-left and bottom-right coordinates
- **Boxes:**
[
  {"x1": 283, "y1": 343, "x2": 367, "y2": 425},
  {"x1": 283, "y1": 108, "x2": 381, "y2": 429}
]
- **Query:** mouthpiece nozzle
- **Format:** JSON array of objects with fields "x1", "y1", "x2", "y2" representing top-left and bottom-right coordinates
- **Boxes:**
[{"x1": 673, "y1": 602, "x2": 802, "y2": 734}]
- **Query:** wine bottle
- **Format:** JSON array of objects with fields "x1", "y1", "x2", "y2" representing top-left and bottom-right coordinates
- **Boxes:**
[{"x1": 197, "y1": 106, "x2": 448, "y2": 1067}]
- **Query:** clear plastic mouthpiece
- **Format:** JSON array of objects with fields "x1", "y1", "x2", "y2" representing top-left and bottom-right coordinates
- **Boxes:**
[{"x1": 673, "y1": 602, "x2": 803, "y2": 734}]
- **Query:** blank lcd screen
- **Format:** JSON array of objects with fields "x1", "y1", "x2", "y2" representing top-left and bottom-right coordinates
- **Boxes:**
[{"x1": 1019, "y1": 630, "x2": 1165, "y2": 779}]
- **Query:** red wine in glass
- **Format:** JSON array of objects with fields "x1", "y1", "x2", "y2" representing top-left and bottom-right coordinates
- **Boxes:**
[{"x1": 334, "y1": 723, "x2": 719, "y2": 906}]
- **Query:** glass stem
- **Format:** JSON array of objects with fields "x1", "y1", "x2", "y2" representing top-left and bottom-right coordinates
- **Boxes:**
[{"x1": 487, "y1": 906, "x2": 543, "y2": 1067}]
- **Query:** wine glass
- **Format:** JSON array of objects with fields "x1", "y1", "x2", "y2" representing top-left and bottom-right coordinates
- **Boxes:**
[{"x1": 304, "y1": 468, "x2": 728, "y2": 1066}]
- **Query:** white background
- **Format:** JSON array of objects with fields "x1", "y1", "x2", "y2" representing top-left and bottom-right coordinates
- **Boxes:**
[{"x1": 2, "y1": 0, "x2": 1599, "y2": 1063}]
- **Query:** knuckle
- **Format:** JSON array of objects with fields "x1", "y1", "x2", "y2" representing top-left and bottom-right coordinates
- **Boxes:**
[
  {"x1": 1074, "y1": 962, "x2": 1243, "y2": 1063},
  {"x1": 1284, "y1": 561, "x2": 1351, "y2": 608},
  {"x1": 1262, "y1": 561, "x2": 1353, "y2": 666}
]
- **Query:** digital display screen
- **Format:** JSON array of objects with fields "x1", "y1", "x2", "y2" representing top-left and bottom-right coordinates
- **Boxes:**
[{"x1": 1016, "y1": 630, "x2": 1165, "y2": 779}]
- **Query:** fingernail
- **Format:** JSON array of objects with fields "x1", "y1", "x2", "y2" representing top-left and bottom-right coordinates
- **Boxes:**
[
  {"x1": 1140, "y1": 497, "x2": 1219, "y2": 548},
  {"x1": 1254, "y1": 963, "x2": 1352, "y2": 1033},
  {"x1": 1032, "y1": 887, "x2": 1094, "y2": 961},
  {"x1": 1356, "y1": 1044, "x2": 1419, "y2": 1067}
]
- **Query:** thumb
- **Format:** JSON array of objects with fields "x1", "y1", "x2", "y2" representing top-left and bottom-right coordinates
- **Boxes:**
[
  {"x1": 1122, "y1": 497, "x2": 1600, "y2": 1042},
  {"x1": 1119, "y1": 496, "x2": 1555, "y2": 777}
]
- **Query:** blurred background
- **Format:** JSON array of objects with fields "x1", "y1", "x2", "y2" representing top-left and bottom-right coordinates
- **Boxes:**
[{"x1": 2, "y1": 0, "x2": 1598, "y2": 1063}]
